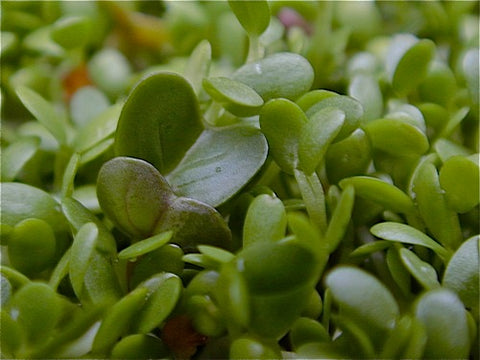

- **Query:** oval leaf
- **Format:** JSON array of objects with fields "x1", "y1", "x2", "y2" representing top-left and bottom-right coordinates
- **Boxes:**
[
  {"x1": 443, "y1": 236, "x2": 479, "y2": 313},
  {"x1": 339, "y1": 176, "x2": 415, "y2": 214},
  {"x1": 299, "y1": 107, "x2": 345, "y2": 175},
  {"x1": 363, "y1": 118, "x2": 429, "y2": 156},
  {"x1": 439, "y1": 155, "x2": 479, "y2": 213},
  {"x1": 415, "y1": 289, "x2": 470, "y2": 359},
  {"x1": 166, "y1": 126, "x2": 268, "y2": 207},
  {"x1": 132, "y1": 273, "x2": 183, "y2": 334},
  {"x1": 325, "y1": 266, "x2": 399, "y2": 339},
  {"x1": 97, "y1": 157, "x2": 176, "y2": 238},
  {"x1": 233, "y1": 52, "x2": 314, "y2": 102},
  {"x1": 243, "y1": 194, "x2": 287, "y2": 248},
  {"x1": 259, "y1": 98, "x2": 307, "y2": 174},
  {"x1": 203, "y1": 77, "x2": 263, "y2": 117},
  {"x1": 399, "y1": 247, "x2": 440, "y2": 290},
  {"x1": 228, "y1": 0, "x2": 270, "y2": 36},
  {"x1": 412, "y1": 162, "x2": 462, "y2": 250},
  {"x1": 114, "y1": 72, "x2": 203, "y2": 174}
]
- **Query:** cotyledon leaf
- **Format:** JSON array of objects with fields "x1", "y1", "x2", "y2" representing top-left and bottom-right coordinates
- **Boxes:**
[
  {"x1": 166, "y1": 125, "x2": 268, "y2": 207},
  {"x1": 114, "y1": 72, "x2": 203, "y2": 174},
  {"x1": 228, "y1": 0, "x2": 270, "y2": 37},
  {"x1": 339, "y1": 176, "x2": 415, "y2": 214},
  {"x1": 1, "y1": 136, "x2": 40, "y2": 182},
  {"x1": 370, "y1": 222, "x2": 450, "y2": 261},
  {"x1": 259, "y1": 98, "x2": 307, "y2": 174},
  {"x1": 118, "y1": 231, "x2": 173, "y2": 260}
]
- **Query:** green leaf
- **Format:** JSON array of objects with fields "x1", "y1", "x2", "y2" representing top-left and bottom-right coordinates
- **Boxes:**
[
  {"x1": 230, "y1": 336, "x2": 280, "y2": 360},
  {"x1": 154, "y1": 196, "x2": 232, "y2": 252},
  {"x1": 186, "y1": 295, "x2": 225, "y2": 337},
  {"x1": 51, "y1": 16, "x2": 92, "y2": 49},
  {"x1": 439, "y1": 155, "x2": 479, "y2": 213},
  {"x1": 166, "y1": 126, "x2": 268, "y2": 207},
  {"x1": 8, "y1": 218, "x2": 56, "y2": 276},
  {"x1": 114, "y1": 72, "x2": 203, "y2": 174},
  {"x1": 348, "y1": 73, "x2": 383, "y2": 121},
  {"x1": 1, "y1": 136, "x2": 40, "y2": 182},
  {"x1": 325, "y1": 266, "x2": 399, "y2": 342},
  {"x1": 443, "y1": 236, "x2": 479, "y2": 314},
  {"x1": 74, "y1": 103, "x2": 121, "y2": 153},
  {"x1": 399, "y1": 247, "x2": 440, "y2": 290},
  {"x1": 289, "y1": 317, "x2": 330, "y2": 351},
  {"x1": 228, "y1": 0, "x2": 270, "y2": 37},
  {"x1": 1, "y1": 310, "x2": 24, "y2": 357},
  {"x1": 259, "y1": 98, "x2": 307, "y2": 174},
  {"x1": 434, "y1": 138, "x2": 471, "y2": 162},
  {"x1": 233, "y1": 52, "x2": 314, "y2": 102},
  {"x1": 216, "y1": 262, "x2": 250, "y2": 328},
  {"x1": 325, "y1": 185, "x2": 355, "y2": 253},
  {"x1": 238, "y1": 241, "x2": 318, "y2": 295},
  {"x1": 69, "y1": 222, "x2": 98, "y2": 298},
  {"x1": 92, "y1": 287, "x2": 149, "y2": 355},
  {"x1": 349, "y1": 240, "x2": 391, "y2": 258},
  {"x1": 198, "y1": 245, "x2": 235, "y2": 264},
  {"x1": 363, "y1": 118, "x2": 429, "y2": 156},
  {"x1": 184, "y1": 39, "x2": 212, "y2": 95},
  {"x1": 386, "y1": 246, "x2": 411, "y2": 296},
  {"x1": 130, "y1": 244, "x2": 184, "y2": 289},
  {"x1": 61, "y1": 152, "x2": 80, "y2": 198},
  {"x1": 305, "y1": 94, "x2": 364, "y2": 142},
  {"x1": 412, "y1": 162, "x2": 462, "y2": 250},
  {"x1": 203, "y1": 77, "x2": 264, "y2": 117},
  {"x1": 131, "y1": 273, "x2": 183, "y2": 334},
  {"x1": 61, "y1": 197, "x2": 116, "y2": 254},
  {"x1": 415, "y1": 289, "x2": 470, "y2": 359},
  {"x1": 118, "y1": 231, "x2": 173, "y2": 260},
  {"x1": 339, "y1": 176, "x2": 415, "y2": 214},
  {"x1": 298, "y1": 107, "x2": 345, "y2": 175},
  {"x1": 111, "y1": 334, "x2": 169, "y2": 359},
  {"x1": 325, "y1": 129, "x2": 371, "y2": 184},
  {"x1": 370, "y1": 222, "x2": 449, "y2": 260},
  {"x1": 11, "y1": 282, "x2": 61, "y2": 345},
  {"x1": 386, "y1": 34, "x2": 435, "y2": 95},
  {"x1": 97, "y1": 157, "x2": 176, "y2": 238},
  {"x1": 243, "y1": 194, "x2": 287, "y2": 248},
  {"x1": 16, "y1": 86, "x2": 67, "y2": 145},
  {"x1": 48, "y1": 248, "x2": 71, "y2": 290}
]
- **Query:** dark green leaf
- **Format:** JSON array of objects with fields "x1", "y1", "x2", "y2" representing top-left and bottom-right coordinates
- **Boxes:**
[
  {"x1": 399, "y1": 247, "x2": 440, "y2": 290},
  {"x1": 298, "y1": 107, "x2": 345, "y2": 175},
  {"x1": 259, "y1": 98, "x2": 307, "y2": 174},
  {"x1": 233, "y1": 52, "x2": 314, "y2": 101},
  {"x1": 166, "y1": 126, "x2": 268, "y2": 207},
  {"x1": 339, "y1": 176, "x2": 415, "y2": 214},
  {"x1": 114, "y1": 72, "x2": 202, "y2": 174},
  {"x1": 228, "y1": 0, "x2": 270, "y2": 37},
  {"x1": 443, "y1": 236, "x2": 479, "y2": 313},
  {"x1": 243, "y1": 194, "x2": 286, "y2": 248},
  {"x1": 97, "y1": 157, "x2": 175, "y2": 238},
  {"x1": 203, "y1": 77, "x2": 263, "y2": 117},
  {"x1": 118, "y1": 231, "x2": 173, "y2": 260}
]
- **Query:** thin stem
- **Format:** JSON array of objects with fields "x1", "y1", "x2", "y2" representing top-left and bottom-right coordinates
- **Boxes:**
[
  {"x1": 294, "y1": 169, "x2": 328, "y2": 235},
  {"x1": 246, "y1": 35, "x2": 263, "y2": 63},
  {"x1": 204, "y1": 101, "x2": 224, "y2": 126}
]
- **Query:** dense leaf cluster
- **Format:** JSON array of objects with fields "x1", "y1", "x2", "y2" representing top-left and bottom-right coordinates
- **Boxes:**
[{"x1": 1, "y1": 1, "x2": 478, "y2": 359}]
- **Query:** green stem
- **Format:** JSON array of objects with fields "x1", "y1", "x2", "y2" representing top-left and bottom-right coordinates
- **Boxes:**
[
  {"x1": 246, "y1": 35, "x2": 263, "y2": 63},
  {"x1": 294, "y1": 169, "x2": 328, "y2": 235},
  {"x1": 204, "y1": 101, "x2": 224, "y2": 126}
]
